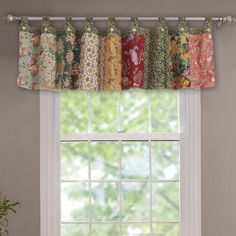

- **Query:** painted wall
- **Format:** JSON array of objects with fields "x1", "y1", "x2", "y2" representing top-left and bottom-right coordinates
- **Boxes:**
[{"x1": 0, "y1": 0, "x2": 236, "y2": 235}]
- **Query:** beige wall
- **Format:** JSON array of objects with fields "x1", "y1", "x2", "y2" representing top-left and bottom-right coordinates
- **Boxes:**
[{"x1": 1, "y1": 0, "x2": 236, "y2": 235}]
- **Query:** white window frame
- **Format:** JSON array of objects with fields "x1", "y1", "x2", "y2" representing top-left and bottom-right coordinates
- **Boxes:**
[{"x1": 40, "y1": 89, "x2": 201, "y2": 236}]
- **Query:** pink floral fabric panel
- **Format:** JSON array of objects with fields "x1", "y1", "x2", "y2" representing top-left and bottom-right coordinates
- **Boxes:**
[
  {"x1": 189, "y1": 33, "x2": 215, "y2": 88},
  {"x1": 122, "y1": 34, "x2": 145, "y2": 89}
]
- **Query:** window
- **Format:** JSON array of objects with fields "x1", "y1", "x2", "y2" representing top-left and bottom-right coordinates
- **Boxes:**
[{"x1": 40, "y1": 89, "x2": 201, "y2": 236}]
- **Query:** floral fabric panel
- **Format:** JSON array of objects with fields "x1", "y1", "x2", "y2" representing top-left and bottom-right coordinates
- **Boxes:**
[
  {"x1": 17, "y1": 17, "x2": 59, "y2": 90},
  {"x1": 168, "y1": 17, "x2": 215, "y2": 89},
  {"x1": 189, "y1": 33, "x2": 215, "y2": 88},
  {"x1": 76, "y1": 32, "x2": 99, "y2": 91},
  {"x1": 70, "y1": 30, "x2": 81, "y2": 89},
  {"x1": 17, "y1": 30, "x2": 41, "y2": 89},
  {"x1": 168, "y1": 32, "x2": 191, "y2": 89},
  {"x1": 62, "y1": 20, "x2": 75, "y2": 86},
  {"x1": 103, "y1": 33, "x2": 122, "y2": 90},
  {"x1": 122, "y1": 33, "x2": 145, "y2": 89},
  {"x1": 61, "y1": 17, "x2": 82, "y2": 89},
  {"x1": 76, "y1": 18, "x2": 100, "y2": 91},
  {"x1": 39, "y1": 28, "x2": 57, "y2": 90},
  {"x1": 55, "y1": 33, "x2": 65, "y2": 88}
]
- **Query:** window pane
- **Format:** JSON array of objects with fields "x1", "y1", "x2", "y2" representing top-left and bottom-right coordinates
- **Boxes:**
[
  {"x1": 121, "y1": 142, "x2": 149, "y2": 180},
  {"x1": 152, "y1": 183, "x2": 179, "y2": 221},
  {"x1": 90, "y1": 142, "x2": 119, "y2": 180},
  {"x1": 90, "y1": 91, "x2": 118, "y2": 132},
  {"x1": 121, "y1": 90, "x2": 149, "y2": 132},
  {"x1": 121, "y1": 182, "x2": 149, "y2": 221},
  {"x1": 153, "y1": 223, "x2": 179, "y2": 236},
  {"x1": 122, "y1": 224, "x2": 150, "y2": 236},
  {"x1": 151, "y1": 90, "x2": 178, "y2": 132},
  {"x1": 61, "y1": 142, "x2": 88, "y2": 180},
  {"x1": 61, "y1": 90, "x2": 88, "y2": 134},
  {"x1": 91, "y1": 224, "x2": 120, "y2": 235},
  {"x1": 61, "y1": 183, "x2": 89, "y2": 221},
  {"x1": 152, "y1": 141, "x2": 180, "y2": 180},
  {"x1": 91, "y1": 182, "x2": 119, "y2": 221},
  {"x1": 61, "y1": 224, "x2": 89, "y2": 236}
]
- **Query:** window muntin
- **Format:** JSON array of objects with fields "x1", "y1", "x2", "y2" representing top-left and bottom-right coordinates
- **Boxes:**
[{"x1": 60, "y1": 90, "x2": 180, "y2": 236}]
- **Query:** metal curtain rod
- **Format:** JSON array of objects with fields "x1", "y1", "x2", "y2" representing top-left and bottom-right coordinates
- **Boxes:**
[{"x1": 3, "y1": 14, "x2": 236, "y2": 24}]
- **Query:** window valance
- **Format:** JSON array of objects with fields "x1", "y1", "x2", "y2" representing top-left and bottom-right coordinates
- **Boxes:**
[{"x1": 17, "y1": 16, "x2": 215, "y2": 91}]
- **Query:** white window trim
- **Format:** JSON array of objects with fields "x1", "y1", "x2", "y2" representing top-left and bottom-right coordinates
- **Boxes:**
[
  {"x1": 40, "y1": 91, "x2": 61, "y2": 236},
  {"x1": 40, "y1": 89, "x2": 201, "y2": 236}
]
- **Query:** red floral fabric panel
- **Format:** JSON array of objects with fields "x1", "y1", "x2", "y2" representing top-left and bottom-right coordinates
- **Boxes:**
[
  {"x1": 189, "y1": 33, "x2": 216, "y2": 88},
  {"x1": 122, "y1": 34, "x2": 145, "y2": 89}
]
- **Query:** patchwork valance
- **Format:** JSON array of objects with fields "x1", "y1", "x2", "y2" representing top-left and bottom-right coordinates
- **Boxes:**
[{"x1": 17, "y1": 16, "x2": 216, "y2": 91}]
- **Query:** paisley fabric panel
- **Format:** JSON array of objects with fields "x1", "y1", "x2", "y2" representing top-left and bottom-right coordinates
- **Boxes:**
[
  {"x1": 103, "y1": 33, "x2": 122, "y2": 90},
  {"x1": 189, "y1": 33, "x2": 216, "y2": 88},
  {"x1": 76, "y1": 32, "x2": 100, "y2": 91},
  {"x1": 122, "y1": 33, "x2": 145, "y2": 89}
]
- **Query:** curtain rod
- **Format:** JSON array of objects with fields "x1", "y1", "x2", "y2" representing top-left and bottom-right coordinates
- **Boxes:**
[{"x1": 3, "y1": 14, "x2": 236, "y2": 24}]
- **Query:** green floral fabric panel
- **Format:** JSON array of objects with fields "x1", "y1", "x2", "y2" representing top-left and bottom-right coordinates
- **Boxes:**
[
  {"x1": 38, "y1": 17, "x2": 58, "y2": 90},
  {"x1": 62, "y1": 17, "x2": 81, "y2": 89},
  {"x1": 55, "y1": 32, "x2": 65, "y2": 88},
  {"x1": 148, "y1": 17, "x2": 169, "y2": 89},
  {"x1": 70, "y1": 30, "x2": 81, "y2": 89},
  {"x1": 61, "y1": 16, "x2": 75, "y2": 88}
]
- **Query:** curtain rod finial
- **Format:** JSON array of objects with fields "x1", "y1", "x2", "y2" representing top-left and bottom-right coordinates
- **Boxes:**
[{"x1": 5, "y1": 14, "x2": 14, "y2": 23}]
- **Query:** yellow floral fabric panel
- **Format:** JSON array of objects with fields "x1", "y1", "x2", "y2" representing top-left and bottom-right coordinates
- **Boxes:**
[{"x1": 103, "y1": 33, "x2": 122, "y2": 90}]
